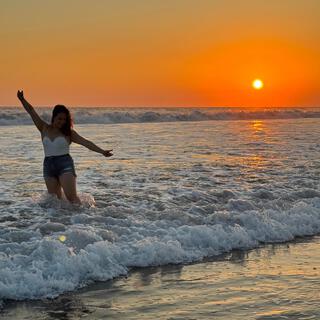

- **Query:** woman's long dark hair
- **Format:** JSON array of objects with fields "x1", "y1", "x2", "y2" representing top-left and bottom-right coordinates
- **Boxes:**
[{"x1": 51, "y1": 105, "x2": 73, "y2": 136}]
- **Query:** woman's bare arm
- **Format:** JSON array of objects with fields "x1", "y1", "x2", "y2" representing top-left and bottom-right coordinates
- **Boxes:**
[
  {"x1": 71, "y1": 129, "x2": 113, "y2": 157},
  {"x1": 17, "y1": 90, "x2": 47, "y2": 132}
]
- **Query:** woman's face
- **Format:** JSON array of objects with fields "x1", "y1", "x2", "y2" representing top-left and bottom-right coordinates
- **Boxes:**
[{"x1": 53, "y1": 112, "x2": 67, "y2": 129}]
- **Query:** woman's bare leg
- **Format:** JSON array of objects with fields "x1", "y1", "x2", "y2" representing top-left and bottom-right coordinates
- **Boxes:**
[
  {"x1": 59, "y1": 173, "x2": 81, "y2": 204},
  {"x1": 44, "y1": 177, "x2": 62, "y2": 199}
]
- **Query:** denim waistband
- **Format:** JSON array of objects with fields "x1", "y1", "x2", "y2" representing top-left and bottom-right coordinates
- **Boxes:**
[{"x1": 44, "y1": 154, "x2": 70, "y2": 159}]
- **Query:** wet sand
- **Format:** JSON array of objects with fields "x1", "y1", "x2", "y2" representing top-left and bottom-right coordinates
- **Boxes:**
[{"x1": 1, "y1": 236, "x2": 319, "y2": 320}]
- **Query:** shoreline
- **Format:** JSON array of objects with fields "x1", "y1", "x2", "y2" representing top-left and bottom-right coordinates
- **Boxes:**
[{"x1": 1, "y1": 235, "x2": 319, "y2": 319}]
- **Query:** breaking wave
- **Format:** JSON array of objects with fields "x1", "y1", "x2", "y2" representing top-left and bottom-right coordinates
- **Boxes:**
[{"x1": 1, "y1": 107, "x2": 320, "y2": 125}]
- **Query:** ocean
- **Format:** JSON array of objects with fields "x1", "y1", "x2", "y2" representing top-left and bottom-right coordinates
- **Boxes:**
[{"x1": 0, "y1": 107, "x2": 320, "y2": 312}]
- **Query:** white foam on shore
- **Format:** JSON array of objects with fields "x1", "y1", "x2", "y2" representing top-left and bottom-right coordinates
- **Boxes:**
[{"x1": 0, "y1": 193, "x2": 320, "y2": 302}]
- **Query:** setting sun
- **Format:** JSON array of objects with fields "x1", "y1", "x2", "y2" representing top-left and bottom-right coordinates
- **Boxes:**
[{"x1": 252, "y1": 79, "x2": 264, "y2": 90}]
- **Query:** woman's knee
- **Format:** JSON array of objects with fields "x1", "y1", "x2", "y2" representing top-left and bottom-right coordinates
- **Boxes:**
[
  {"x1": 58, "y1": 173, "x2": 79, "y2": 203},
  {"x1": 45, "y1": 178, "x2": 62, "y2": 197}
]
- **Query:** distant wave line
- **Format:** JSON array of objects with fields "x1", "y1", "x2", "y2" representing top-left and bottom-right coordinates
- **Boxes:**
[{"x1": 1, "y1": 107, "x2": 320, "y2": 125}]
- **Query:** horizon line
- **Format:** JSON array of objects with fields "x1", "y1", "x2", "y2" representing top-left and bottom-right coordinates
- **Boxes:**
[{"x1": 1, "y1": 105, "x2": 320, "y2": 109}]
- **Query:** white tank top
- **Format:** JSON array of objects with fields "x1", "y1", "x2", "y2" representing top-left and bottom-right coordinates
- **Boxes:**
[{"x1": 42, "y1": 135, "x2": 70, "y2": 157}]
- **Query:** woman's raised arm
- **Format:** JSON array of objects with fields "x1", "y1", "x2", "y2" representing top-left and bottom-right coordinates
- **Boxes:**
[{"x1": 17, "y1": 90, "x2": 47, "y2": 132}]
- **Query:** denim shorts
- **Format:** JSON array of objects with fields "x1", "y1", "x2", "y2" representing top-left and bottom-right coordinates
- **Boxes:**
[{"x1": 43, "y1": 154, "x2": 77, "y2": 179}]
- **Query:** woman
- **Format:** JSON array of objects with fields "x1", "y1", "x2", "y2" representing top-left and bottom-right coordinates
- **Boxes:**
[{"x1": 17, "y1": 90, "x2": 113, "y2": 204}]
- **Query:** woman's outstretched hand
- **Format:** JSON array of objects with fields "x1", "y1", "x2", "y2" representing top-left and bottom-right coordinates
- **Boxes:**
[
  {"x1": 17, "y1": 90, "x2": 24, "y2": 101},
  {"x1": 102, "y1": 149, "x2": 113, "y2": 157}
]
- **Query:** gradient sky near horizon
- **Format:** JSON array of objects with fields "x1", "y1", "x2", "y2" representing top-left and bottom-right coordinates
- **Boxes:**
[{"x1": 1, "y1": 0, "x2": 319, "y2": 107}]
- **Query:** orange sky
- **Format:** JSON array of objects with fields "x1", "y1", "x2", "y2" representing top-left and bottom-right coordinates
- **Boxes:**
[{"x1": 1, "y1": 0, "x2": 319, "y2": 107}]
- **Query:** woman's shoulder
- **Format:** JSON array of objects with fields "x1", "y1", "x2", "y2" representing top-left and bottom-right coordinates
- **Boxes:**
[{"x1": 41, "y1": 123, "x2": 50, "y2": 134}]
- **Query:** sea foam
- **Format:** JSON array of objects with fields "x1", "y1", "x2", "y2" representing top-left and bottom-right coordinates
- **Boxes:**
[
  {"x1": 1, "y1": 107, "x2": 320, "y2": 126},
  {"x1": 0, "y1": 193, "x2": 320, "y2": 303}
]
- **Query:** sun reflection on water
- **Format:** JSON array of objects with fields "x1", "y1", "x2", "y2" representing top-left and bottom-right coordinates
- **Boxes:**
[{"x1": 251, "y1": 120, "x2": 264, "y2": 133}]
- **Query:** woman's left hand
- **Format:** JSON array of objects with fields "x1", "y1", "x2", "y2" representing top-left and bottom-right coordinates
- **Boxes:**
[
  {"x1": 17, "y1": 90, "x2": 24, "y2": 101},
  {"x1": 102, "y1": 149, "x2": 113, "y2": 157}
]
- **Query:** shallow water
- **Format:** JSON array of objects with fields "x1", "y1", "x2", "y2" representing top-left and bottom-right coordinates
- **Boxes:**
[
  {"x1": 2, "y1": 237, "x2": 319, "y2": 319},
  {"x1": 1, "y1": 117, "x2": 320, "y2": 304}
]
